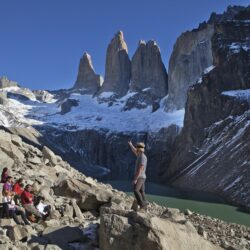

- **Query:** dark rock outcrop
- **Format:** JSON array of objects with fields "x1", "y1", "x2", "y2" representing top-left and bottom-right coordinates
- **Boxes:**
[
  {"x1": 74, "y1": 52, "x2": 102, "y2": 94},
  {"x1": 99, "y1": 31, "x2": 131, "y2": 96},
  {"x1": 165, "y1": 7, "x2": 250, "y2": 207},
  {"x1": 60, "y1": 98, "x2": 79, "y2": 115},
  {"x1": 39, "y1": 125, "x2": 180, "y2": 182},
  {"x1": 130, "y1": 40, "x2": 168, "y2": 98}
]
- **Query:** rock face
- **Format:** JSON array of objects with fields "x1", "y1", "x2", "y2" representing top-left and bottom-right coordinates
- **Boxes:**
[
  {"x1": 99, "y1": 208, "x2": 222, "y2": 250},
  {"x1": 165, "y1": 7, "x2": 250, "y2": 208},
  {"x1": 40, "y1": 125, "x2": 180, "y2": 181},
  {"x1": 0, "y1": 76, "x2": 18, "y2": 88},
  {"x1": 130, "y1": 40, "x2": 168, "y2": 98},
  {"x1": 165, "y1": 24, "x2": 214, "y2": 111},
  {"x1": 165, "y1": 5, "x2": 250, "y2": 111},
  {"x1": 73, "y1": 52, "x2": 102, "y2": 94},
  {"x1": 100, "y1": 31, "x2": 131, "y2": 96}
]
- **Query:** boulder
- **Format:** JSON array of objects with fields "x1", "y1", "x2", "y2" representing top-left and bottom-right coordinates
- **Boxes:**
[
  {"x1": 100, "y1": 31, "x2": 131, "y2": 96},
  {"x1": 7, "y1": 225, "x2": 31, "y2": 242},
  {"x1": 99, "y1": 208, "x2": 223, "y2": 250},
  {"x1": 42, "y1": 226, "x2": 86, "y2": 249},
  {"x1": 28, "y1": 156, "x2": 42, "y2": 165},
  {"x1": 38, "y1": 186, "x2": 54, "y2": 204},
  {"x1": 44, "y1": 219, "x2": 61, "y2": 228},
  {"x1": 42, "y1": 146, "x2": 58, "y2": 166},
  {"x1": 72, "y1": 199, "x2": 84, "y2": 220},
  {"x1": 130, "y1": 40, "x2": 168, "y2": 98},
  {"x1": 11, "y1": 134, "x2": 23, "y2": 148},
  {"x1": 0, "y1": 140, "x2": 24, "y2": 163},
  {"x1": 0, "y1": 149, "x2": 15, "y2": 169},
  {"x1": 0, "y1": 218, "x2": 16, "y2": 227},
  {"x1": 73, "y1": 52, "x2": 102, "y2": 94},
  {"x1": 0, "y1": 243, "x2": 17, "y2": 250},
  {"x1": 53, "y1": 179, "x2": 90, "y2": 200},
  {"x1": 53, "y1": 178, "x2": 113, "y2": 211},
  {"x1": 63, "y1": 204, "x2": 74, "y2": 218}
]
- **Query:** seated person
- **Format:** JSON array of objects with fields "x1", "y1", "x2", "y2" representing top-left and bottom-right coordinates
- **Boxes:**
[
  {"x1": 34, "y1": 196, "x2": 51, "y2": 219},
  {"x1": 2, "y1": 190, "x2": 10, "y2": 218},
  {"x1": 13, "y1": 178, "x2": 24, "y2": 204},
  {"x1": 3, "y1": 176, "x2": 13, "y2": 193},
  {"x1": 1, "y1": 167, "x2": 9, "y2": 183},
  {"x1": 21, "y1": 184, "x2": 43, "y2": 220},
  {"x1": 13, "y1": 178, "x2": 24, "y2": 195},
  {"x1": 2, "y1": 190, "x2": 30, "y2": 225}
]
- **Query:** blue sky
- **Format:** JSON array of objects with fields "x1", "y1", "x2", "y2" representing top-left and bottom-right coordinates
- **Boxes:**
[{"x1": 0, "y1": 0, "x2": 249, "y2": 90}]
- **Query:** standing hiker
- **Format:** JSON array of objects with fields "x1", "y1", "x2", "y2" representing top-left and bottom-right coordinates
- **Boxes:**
[{"x1": 128, "y1": 141, "x2": 147, "y2": 211}]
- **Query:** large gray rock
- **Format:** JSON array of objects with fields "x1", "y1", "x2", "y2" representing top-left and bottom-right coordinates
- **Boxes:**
[
  {"x1": 42, "y1": 226, "x2": 86, "y2": 249},
  {"x1": 73, "y1": 52, "x2": 102, "y2": 94},
  {"x1": 72, "y1": 199, "x2": 84, "y2": 220},
  {"x1": 166, "y1": 24, "x2": 214, "y2": 111},
  {"x1": 53, "y1": 178, "x2": 113, "y2": 210},
  {"x1": 130, "y1": 40, "x2": 168, "y2": 98},
  {"x1": 42, "y1": 146, "x2": 59, "y2": 166},
  {"x1": 100, "y1": 31, "x2": 131, "y2": 96},
  {"x1": 99, "y1": 208, "x2": 222, "y2": 250},
  {"x1": 7, "y1": 225, "x2": 32, "y2": 242},
  {"x1": 0, "y1": 150, "x2": 15, "y2": 169},
  {"x1": 0, "y1": 130, "x2": 24, "y2": 163}
]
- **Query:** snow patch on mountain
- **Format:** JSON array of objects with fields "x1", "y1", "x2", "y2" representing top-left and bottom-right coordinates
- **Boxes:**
[
  {"x1": 0, "y1": 87, "x2": 185, "y2": 132},
  {"x1": 222, "y1": 89, "x2": 250, "y2": 101}
]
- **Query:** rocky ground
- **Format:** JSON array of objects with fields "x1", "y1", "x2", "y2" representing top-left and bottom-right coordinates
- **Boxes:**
[
  {"x1": 186, "y1": 210, "x2": 250, "y2": 250},
  {"x1": 0, "y1": 127, "x2": 248, "y2": 250}
]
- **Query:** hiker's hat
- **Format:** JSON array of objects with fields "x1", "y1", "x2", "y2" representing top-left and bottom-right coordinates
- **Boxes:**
[{"x1": 136, "y1": 142, "x2": 145, "y2": 149}]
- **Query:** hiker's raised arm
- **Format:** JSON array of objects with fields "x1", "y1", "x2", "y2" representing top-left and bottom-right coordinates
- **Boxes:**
[{"x1": 128, "y1": 141, "x2": 138, "y2": 156}]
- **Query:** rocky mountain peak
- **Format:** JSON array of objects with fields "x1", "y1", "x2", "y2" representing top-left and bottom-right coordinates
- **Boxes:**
[
  {"x1": 73, "y1": 52, "x2": 102, "y2": 94},
  {"x1": 208, "y1": 5, "x2": 249, "y2": 23},
  {"x1": 138, "y1": 39, "x2": 146, "y2": 46},
  {"x1": 165, "y1": 23, "x2": 214, "y2": 111},
  {"x1": 0, "y1": 76, "x2": 18, "y2": 88},
  {"x1": 129, "y1": 39, "x2": 168, "y2": 98},
  {"x1": 99, "y1": 31, "x2": 131, "y2": 96},
  {"x1": 113, "y1": 30, "x2": 128, "y2": 52}
]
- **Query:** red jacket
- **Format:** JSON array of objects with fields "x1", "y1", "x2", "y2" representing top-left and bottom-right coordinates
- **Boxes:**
[
  {"x1": 21, "y1": 190, "x2": 33, "y2": 205},
  {"x1": 13, "y1": 183, "x2": 23, "y2": 195}
]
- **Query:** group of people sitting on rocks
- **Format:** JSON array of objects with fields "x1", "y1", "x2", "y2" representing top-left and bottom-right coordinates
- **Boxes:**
[{"x1": 1, "y1": 167, "x2": 51, "y2": 225}]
